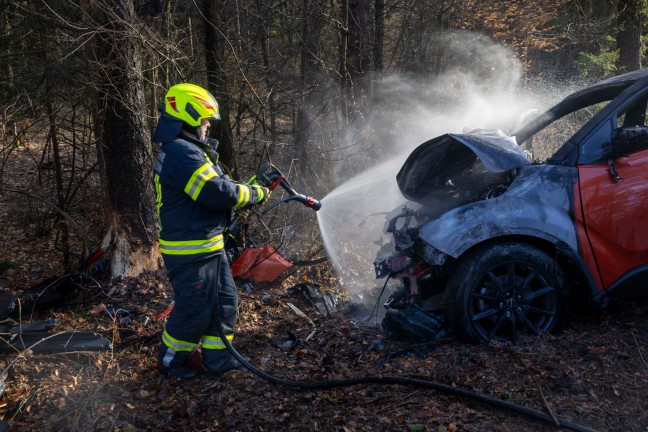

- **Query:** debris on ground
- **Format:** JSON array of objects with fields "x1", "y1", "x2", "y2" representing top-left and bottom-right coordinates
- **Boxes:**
[
  {"x1": 0, "y1": 248, "x2": 108, "y2": 320},
  {"x1": 231, "y1": 245, "x2": 293, "y2": 282},
  {"x1": 0, "y1": 331, "x2": 111, "y2": 353},
  {"x1": 0, "y1": 267, "x2": 645, "y2": 431},
  {"x1": 0, "y1": 274, "x2": 81, "y2": 320},
  {"x1": 288, "y1": 283, "x2": 338, "y2": 315},
  {"x1": 273, "y1": 330, "x2": 299, "y2": 351},
  {"x1": 382, "y1": 303, "x2": 447, "y2": 342},
  {"x1": 0, "y1": 318, "x2": 60, "y2": 334}
]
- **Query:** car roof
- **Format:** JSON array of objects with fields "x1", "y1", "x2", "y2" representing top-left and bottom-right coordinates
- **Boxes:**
[
  {"x1": 564, "y1": 68, "x2": 648, "y2": 102},
  {"x1": 515, "y1": 69, "x2": 648, "y2": 144}
]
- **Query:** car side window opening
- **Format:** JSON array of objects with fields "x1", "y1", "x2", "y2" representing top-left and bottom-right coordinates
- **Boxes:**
[
  {"x1": 617, "y1": 97, "x2": 648, "y2": 128},
  {"x1": 578, "y1": 98, "x2": 648, "y2": 163},
  {"x1": 532, "y1": 103, "x2": 607, "y2": 162}
]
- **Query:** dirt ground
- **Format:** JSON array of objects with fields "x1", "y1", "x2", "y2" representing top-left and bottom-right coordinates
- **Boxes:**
[
  {"x1": 0, "y1": 144, "x2": 647, "y2": 432},
  {"x1": 0, "y1": 263, "x2": 646, "y2": 432}
]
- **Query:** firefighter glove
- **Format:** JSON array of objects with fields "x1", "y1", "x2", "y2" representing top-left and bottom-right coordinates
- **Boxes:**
[{"x1": 254, "y1": 185, "x2": 271, "y2": 205}]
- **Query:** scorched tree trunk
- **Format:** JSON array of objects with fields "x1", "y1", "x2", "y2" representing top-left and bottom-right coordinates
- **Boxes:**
[{"x1": 91, "y1": 0, "x2": 159, "y2": 277}]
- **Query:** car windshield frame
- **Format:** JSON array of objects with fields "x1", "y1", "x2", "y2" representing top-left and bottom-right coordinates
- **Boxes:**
[{"x1": 514, "y1": 70, "x2": 648, "y2": 164}]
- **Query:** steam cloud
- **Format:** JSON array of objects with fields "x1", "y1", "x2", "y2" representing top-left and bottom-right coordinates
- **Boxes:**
[{"x1": 317, "y1": 31, "x2": 569, "y2": 303}]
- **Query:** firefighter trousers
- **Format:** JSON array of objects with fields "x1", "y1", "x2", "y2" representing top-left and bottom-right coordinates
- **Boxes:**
[{"x1": 158, "y1": 252, "x2": 238, "y2": 373}]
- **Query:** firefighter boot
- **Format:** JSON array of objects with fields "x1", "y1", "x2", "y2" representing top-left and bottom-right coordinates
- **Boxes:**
[
  {"x1": 202, "y1": 348, "x2": 243, "y2": 377},
  {"x1": 158, "y1": 344, "x2": 198, "y2": 379}
]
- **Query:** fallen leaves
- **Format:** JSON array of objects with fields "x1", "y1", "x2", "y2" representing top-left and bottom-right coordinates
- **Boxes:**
[{"x1": 0, "y1": 268, "x2": 646, "y2": 431}]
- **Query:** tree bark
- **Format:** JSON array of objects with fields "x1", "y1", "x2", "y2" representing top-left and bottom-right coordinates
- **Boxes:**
[
  {"x1": 90, "y1": 0, "x2": 159, "y2": 277},
  {"x1": 616, "y1": 0, "x2": 642, "y2": 73},
  {"x1": 0, "y1": 0, "x2": 14, "y2": 94},
  {"x1": 256, "y1": 0, "x2": 277, "y2": 151},
  {"x1": 295, "y1": 0, "x2": 324, "y2": 166},
  {"x1": 341, "y1": 0, "x2": 371, "y2": 125},
  {"x1": 39, "y1": 23, "x2": 71, "y2": 269},
  {"x1": 373, "y1": 0, "x2": 384, "y2": 72},
  {"x1": 203, "y1": 0, "x2": 237, "y2": 174},
  {"x1": 339, "y1": 0, "x2": 350, "y2": 122}
]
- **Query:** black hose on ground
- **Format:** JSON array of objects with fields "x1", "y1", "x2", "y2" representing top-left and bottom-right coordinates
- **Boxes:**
[
  {"x1": 214, "y1": 291, "x2": 598, "y2": 432},
  {"x1": 287, "y1": 256, "x2": 328, "y2": 266}
]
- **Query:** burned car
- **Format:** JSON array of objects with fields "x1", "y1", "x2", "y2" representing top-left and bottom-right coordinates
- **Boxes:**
[{"x1": 376, "y1": 69, "x2": 648, "y2": 343}]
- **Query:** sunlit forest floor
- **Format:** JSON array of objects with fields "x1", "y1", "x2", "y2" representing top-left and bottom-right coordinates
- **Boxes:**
[{"x1": 0, "y1": 143, "x2": 647, "y2": 431}]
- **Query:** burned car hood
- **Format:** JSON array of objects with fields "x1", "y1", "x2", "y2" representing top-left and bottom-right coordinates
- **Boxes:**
[{"x1": 397, "y1": 130, "x2": 530, "y2": 202}]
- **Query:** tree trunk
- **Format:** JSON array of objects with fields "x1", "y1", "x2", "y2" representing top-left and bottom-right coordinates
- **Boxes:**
[
  {"x1": 348, "y1": 0, "x2": 372, "y2": 79},
  {"x1": 295, "y1": 0, "x2": 324, "y2": 166},
  {"x1": 373, "y1": 0, "x2": 384, "y2": 72},
  {"x1": 295, "y1": 0, "x2": 310, "y2": 154},
  {"x1": 256, "y1": 0, "x2": 278, "y2": 151},
  {"x1": 616, "y1": 0, "x2": 642, "y2": 73},
  {"x1": 340, "y1": 0, "x2": 371, "y2": 125},
  {"x1": 39, "y1": 24, "x2": 71, "y2": 269},
  {"x1": 203, "y1": 0, "x2": 237, "y2": 174},
  {"x1": 0, "y1": 0, "x2": 13, "y2": 94},
  {"x1": 91, "y1": 0, "x2": 159, "y2": 278}
]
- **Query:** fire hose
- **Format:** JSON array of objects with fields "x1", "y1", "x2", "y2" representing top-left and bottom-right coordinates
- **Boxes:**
[
  {"x1": 213, "y1": 299, "x2": 597, "y2": 431},
  {"x1": 219, "y1": 164, "x2": 598, "y2": 432}
]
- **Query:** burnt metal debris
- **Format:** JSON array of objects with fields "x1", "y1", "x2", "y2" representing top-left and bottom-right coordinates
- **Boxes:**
[
  {"x1": 0, "y1": 317, "x2": 111, "y2": 353},
  {"x1": 382, "y1": 303, "x2": 447, "y2": 342},
  {"x1": 0, "y1": 330, "x2": 111, "y2": 353},
  {"x1": 0, "y1": 273, "x2": 114, "y2": 353},
  {"x1": 0, "y1": 248, "x2": 112, "y2": 353},
  {"x1": 289, "y1": 283, "x2": 338, "y2": 315},
  {"x1": 0, "y1": 274, "x2": 82, "y2": 321}
]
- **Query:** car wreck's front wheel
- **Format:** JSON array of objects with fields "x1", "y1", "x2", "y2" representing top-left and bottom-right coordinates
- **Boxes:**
[{"x1": 446, "y1": 242, "x2": 570, "y2": 343}]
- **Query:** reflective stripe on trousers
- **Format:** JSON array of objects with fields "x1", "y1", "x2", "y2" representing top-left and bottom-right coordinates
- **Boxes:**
[
  {"x1": 202, "y1": 334, "x2": 234, "y2": 350},
  {"x1": 158, "y1": 253, "x2": 238, "y2": 370}
]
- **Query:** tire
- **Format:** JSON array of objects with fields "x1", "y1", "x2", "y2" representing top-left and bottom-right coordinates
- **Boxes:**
[{"x1": 446, "y1": 242, "x2": 570, "y2": 343}]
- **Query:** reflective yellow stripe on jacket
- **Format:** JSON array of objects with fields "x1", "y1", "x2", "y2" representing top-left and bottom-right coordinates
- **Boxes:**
[
  {"x1": 233, "y1": 184, "x2": 251, "y2": 208},
  {"x1": 184, "y1": 162, "x2": 218, "y2": 201},
  {"x1": 159, "y1": 234, "x2": 224, "y2": 255},
  {"x1": 202, "y1": 334, "x2": 234, "y2": 350},
  {"x1": 154, "y1": 173, "x2": 163, "y2": 223}
]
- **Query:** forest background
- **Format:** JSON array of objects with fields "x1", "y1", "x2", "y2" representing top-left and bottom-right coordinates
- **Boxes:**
[
  {"x1": 1, "y1": 0, "x2": 644, "y2": 275},
  {"x1": 0, "y1": 1, "x2": 647, "y2": 431}
]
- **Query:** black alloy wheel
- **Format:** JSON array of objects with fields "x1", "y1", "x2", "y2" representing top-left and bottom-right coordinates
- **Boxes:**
[{"x1": 446, "y1": 242, "x2": 570, "y2": 343}]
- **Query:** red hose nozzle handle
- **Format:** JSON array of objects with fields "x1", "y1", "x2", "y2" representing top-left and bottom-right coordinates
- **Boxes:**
[{"x1": 268, "y1": 175, "x2": 285, "y2": 191}]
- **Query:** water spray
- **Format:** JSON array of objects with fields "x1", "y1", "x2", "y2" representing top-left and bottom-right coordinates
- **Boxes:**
[
  {"x1": 210, "y1": 163, "x2": 599, "y2": 432},
  {"x1": 204, "y1": 44, "x2": 592, "y2": 427}
]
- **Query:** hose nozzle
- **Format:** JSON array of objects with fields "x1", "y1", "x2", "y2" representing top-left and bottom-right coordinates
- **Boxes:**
[
  {"x1": 304, "y1": 195, "x2": 322, "y2": 211},
  {"x1": 257, "y1": 162, "x2": 323, "y2": 211}
]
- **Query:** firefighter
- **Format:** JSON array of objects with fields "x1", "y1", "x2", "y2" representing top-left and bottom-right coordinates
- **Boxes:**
[{"x1": 152, "y1": 83, "x2": 269, "y2": 378}]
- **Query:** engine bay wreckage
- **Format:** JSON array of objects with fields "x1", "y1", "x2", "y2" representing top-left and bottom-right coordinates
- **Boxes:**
[{"x1": 376, "y1": 69, "x2": 648, "y2": 343}]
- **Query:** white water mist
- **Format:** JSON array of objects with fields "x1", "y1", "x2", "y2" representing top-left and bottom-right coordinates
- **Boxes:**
[
  {"x1": 315, "y1": 31, "x2": 569, "y2": 302},
  {"x1": 317, "y1": 157, "x2": 408, "y2": 295}
]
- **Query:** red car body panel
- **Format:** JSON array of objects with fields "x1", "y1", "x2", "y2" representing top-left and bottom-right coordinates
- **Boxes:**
[
  {"x1": 578, "y1": 148, "x2": 648, "y2": 289},
  {"x1": 573, "y1": 181, "x2": 604, "y2": 292}
]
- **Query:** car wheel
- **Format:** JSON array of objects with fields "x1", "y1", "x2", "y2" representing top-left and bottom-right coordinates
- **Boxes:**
[{"x1": 446, "y1": 242, "x2": 570, "y2": 343}]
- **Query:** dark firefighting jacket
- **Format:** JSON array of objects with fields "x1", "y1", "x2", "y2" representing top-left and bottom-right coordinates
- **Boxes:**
[{"x1": 153, "y1": 133, "x2": 262, "y2": 272}]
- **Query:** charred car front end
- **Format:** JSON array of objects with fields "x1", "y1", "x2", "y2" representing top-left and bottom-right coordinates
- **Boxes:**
[{"x1": 376, "y1": 70, "x2": 648, "y2": 343}]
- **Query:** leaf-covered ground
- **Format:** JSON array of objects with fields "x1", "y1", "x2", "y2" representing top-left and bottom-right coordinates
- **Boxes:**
[
  {"x1": 0, "y1": 265, "x2": 646, "y2": 432},
  {"x1": 0, "y1": 143, "x2": 647, "y2": 432}
]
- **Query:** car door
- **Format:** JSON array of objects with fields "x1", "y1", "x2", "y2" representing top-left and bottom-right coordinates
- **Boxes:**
[{"x1": 578, "y1": 96, "x2": 648, "y2": 296}]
